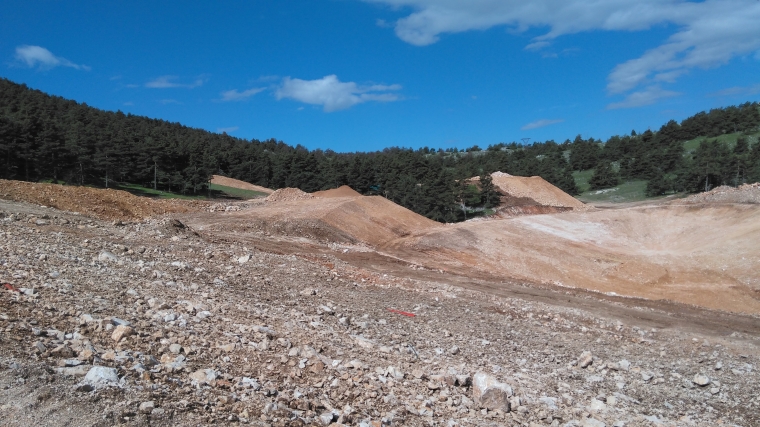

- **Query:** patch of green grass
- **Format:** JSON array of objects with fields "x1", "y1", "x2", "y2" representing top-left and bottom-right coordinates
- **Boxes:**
[
  {"x1": 572, "y1": 169, "x2": 594, "y2": 193},
  {"x1": 208, "y1": 183, "x2": 268, "y2": 199},
  {"x1": 683, "y1": 131, "x2": 760, "y2": 154},
  {"x1": 576, "y1": 179, "x2": 649, "y2": 203}
]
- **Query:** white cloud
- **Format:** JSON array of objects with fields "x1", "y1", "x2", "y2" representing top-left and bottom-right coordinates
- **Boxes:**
[
  {"x1": 709, "y1": 83, "x2": 760, "y2": 97},
  {"x1": 14, "y1": 45, "x2": 90, "y2": 71},
  {"x1": 275, "y1": 75, "x2": 402, "y2": 112},
  {"x1": 521, "y1": 118, "x2": 564, "y2": 130},
  {"x1": 146, "y1": 75, "x2": 204, "y2": 89},
  {"x1": 607, "y1": 85, "x2": 680, "y2": 109},
  {"x1": 219, "y1": 87, "x2": 265, "y2": 101},
  {"x1": 158, "y1": 99, "x2": 182, "y2": 105},
  {"x1": 366, "y1": 0, "x2": 760, "y2": 106},
  {"x1": 217, "y1": 126, "x2": 239, "y2": 133}
]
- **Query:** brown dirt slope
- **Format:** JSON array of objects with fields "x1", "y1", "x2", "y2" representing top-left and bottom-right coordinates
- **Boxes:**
[
  {"x1": 187, "y1": 194, "x2": 440, "y2": 246},
  {"x1": 0, "y1": 179, "x2": 202, "y2": 221},
  {"x1": 210, "y1": 175, "x2": 274, "y2": 194},
  {"x1": 388, "y1": 204, "x2": 760, "y2": 314},
  {"x1": 313, "y1": 185, "x2": 362, "y2": 198},
  {"x1": 487, "y1": 171, "x2": 588, "y2": 210}
]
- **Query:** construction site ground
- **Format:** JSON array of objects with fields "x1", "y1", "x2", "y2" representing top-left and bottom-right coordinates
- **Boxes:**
[{"x1": 1, "y1": 180, "x2": 759, "y2": 426}]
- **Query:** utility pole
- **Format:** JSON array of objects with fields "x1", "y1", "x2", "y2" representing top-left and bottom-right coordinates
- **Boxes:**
[
  {"x1": 521, "y1": 138, "x2": 531, "y2": 145},
  {"x1": 154, "y1": 159, "x2": 158, "y2": 190}
]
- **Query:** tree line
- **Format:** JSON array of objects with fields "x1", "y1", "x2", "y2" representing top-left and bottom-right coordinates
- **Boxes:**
[{"x1": 1, "y1": 77, "x2": 759, "y2": 222}]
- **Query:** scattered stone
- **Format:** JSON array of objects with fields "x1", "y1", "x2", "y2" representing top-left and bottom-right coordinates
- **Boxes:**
[
  {"x1": 693, "y1": 374, "x2": 711, "y2": 386},
  {"x1": 578, "y1": 351, "x2": 593, "y2": 368},
  {"x1": 472, "y1": 372, "x2": 512, "y2": 412},
  {"x1": 111, "y1": 325, "x2": 134, "y2": 342},
  {"x1": 81, "y1": 366, "x2": 119, "y2": 390}
]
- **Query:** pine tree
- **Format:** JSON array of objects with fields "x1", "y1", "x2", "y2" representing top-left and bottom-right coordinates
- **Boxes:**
[{"x1": 589, "y1": 161, "x2": 620, "y2": 190}]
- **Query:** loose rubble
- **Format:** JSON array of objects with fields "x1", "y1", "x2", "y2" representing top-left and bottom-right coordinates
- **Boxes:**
[{"x1": 0, "y1": 199, "x2": 758, "y2": 426}]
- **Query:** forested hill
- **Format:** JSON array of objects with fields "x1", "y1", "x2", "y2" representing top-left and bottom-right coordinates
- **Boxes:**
[{"x1": 1, "y1": 77, "x2": 760, "y2": 222}]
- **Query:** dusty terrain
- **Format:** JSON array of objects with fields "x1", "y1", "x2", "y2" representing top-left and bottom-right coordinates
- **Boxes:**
[{"x1": 1, "y1": 180, "x2": 759, "y2": 426}]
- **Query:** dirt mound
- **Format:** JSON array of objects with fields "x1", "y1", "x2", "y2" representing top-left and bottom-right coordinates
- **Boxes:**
[
  {"x1": 685, "y1": 182, "x2": 760, "y2": 204},
  {"x1": 265, "y1": 187, "x2": 314, "y2": 202},
  {"x1": 487, "y1": 171, "x2": 588, "y2": 210},
  {"x1": 210, "y1": 175, "x2": 273, "y2": 194},
  {"x1": 185, "y1": 194, "x2": 440, "y2": 246},
  {"x1": 312, "y1": 185, "x2": 362, "y2": 198},
  {"x1": 0, "y1": 180, "x2": 203, "y2": 221}
]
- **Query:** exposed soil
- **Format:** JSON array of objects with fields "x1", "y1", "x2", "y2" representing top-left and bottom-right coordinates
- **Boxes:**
[
  {"x1": 211, "y1": 175, "x2": 274, "y2": 195},
  {"x1": 1, "y1": 180, "x2": 759, "y2": 426},
  {"x1": 313, "y1": 186, "x2": 362, "y2": 199},
  {"x1": 0, "y1": 179, "x2": 205, "y2": 221}
]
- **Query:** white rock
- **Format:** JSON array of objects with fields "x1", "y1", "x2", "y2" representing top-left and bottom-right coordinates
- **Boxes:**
[
  {"x1": 189, "y1": 368, "x2": 217, "y2": 386},
  {"x1": 82, "y1": 366, "x2": 119, "y2": 389},
  {"x1": 693, "y1": 374, "x2": 711, "y2": 386},
  {"x1": 237, "y1": 254, "x2": 250, "y2": 264},
  {"x1": 98, "y1": 251, "x2": 118, "y2": 262},
  {"x1": 472, "y1": 372, "x2": 512, "y2": 412},
  {"x1": 139, "y1": 401, "x2": 155, "y2": 413},
  {"x1": 578, "y1": 351, "x2": 593, "y2": 368}
]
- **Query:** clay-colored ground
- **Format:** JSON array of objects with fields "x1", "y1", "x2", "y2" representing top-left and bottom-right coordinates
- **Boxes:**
[
  {"x1": 387, "y1": 203, "x2": 760, "y2": 314},
  {"x1": 3, "y1": 179, "x2": 759, "y2": 316},
  {"x1": 180, "y1": 186, "x2": 760, "y2": 314}
]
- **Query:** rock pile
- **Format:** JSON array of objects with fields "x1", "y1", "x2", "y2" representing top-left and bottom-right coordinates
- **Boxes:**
[
  {"x1": 265, "y1": 188, "x2": 315, "y2": 203},
  {"x1": 685, "y1": 183, "x2": 760, "y2": 204}
]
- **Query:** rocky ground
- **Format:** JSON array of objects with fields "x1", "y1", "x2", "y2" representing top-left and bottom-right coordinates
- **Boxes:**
[{"x1": 1, "y1": 199, "x2": 759, "y2": 427}]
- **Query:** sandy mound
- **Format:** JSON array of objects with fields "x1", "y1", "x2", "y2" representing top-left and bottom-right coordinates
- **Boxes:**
[
  {"x1": 187, "y1": 194, "x2": 440, "y2": 246},
  {"x1": 489, "y1": 171, "x2": 587, "y2": 209},
  {"x1": 211, "y1": 175, "x2": 273, "y2": 194},
  {"x1": 265, "y1": 188, "x2": 314, "y2": 203},
  {"x1": 313, "y1": 185, "x2": 362, "y2": 198},
  {"x1": 685, "y1": 183, "x2": 760, "y2": 204},
  {"x1": 0, "y1": 180, "x2": 203, "y2": 221}
]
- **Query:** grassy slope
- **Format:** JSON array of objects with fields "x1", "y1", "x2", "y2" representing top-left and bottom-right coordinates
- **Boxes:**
[
  {"x1": 207, "y1": 183, "x2": 268, "y2": 199},
  {"x1": 117, "y1": 183, "x2": 268, "y2": 200},
  {"x1": 572, "y1": 170, "x2": 649, "y2": 203}
]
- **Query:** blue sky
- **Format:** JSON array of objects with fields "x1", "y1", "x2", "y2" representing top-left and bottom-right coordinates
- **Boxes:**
[{"x1": 2, "y1": 0, "x2": 760, "y2": 152}]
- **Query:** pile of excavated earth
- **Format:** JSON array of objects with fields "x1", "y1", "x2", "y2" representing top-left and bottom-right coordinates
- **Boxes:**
[
  {"x1": 0, "y1": 179, "x2": 204, "y2": 221},
  {"x1": 1, "y1": 178, "x2": 759, "y2": 427},
  {"x1": 469, "y1": 172, "x2": 591, "y2": 216},
  {"x1": 684, "y1": 183, "x2": 760, "y2": 204}
]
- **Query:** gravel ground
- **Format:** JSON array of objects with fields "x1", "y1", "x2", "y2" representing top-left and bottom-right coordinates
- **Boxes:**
[{"x1": 1, "y1": 199, "x2": 759, "y2": 427}]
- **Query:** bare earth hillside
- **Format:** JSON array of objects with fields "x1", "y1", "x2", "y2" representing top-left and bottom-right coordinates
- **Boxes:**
[{"x1": 1, "y1": 180, "x2": 759, "y2": 426}]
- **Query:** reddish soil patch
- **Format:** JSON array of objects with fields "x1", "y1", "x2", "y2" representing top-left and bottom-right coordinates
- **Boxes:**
[
  {"x1": 0, "y1": 179, "x2": 204, "y2": 221},
  {"x1": 313, "y1": 185, "x2": 362, "y2": 198}
]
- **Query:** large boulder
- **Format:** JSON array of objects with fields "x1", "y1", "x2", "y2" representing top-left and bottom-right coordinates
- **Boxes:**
[{"x1": 472, "y1": 372, "x2": 513, "y2": 412}]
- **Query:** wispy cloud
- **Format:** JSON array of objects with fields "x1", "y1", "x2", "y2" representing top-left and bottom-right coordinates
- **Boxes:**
[
  {"x1": 368, "y1": 0, "x2": 760, "y2": 107},
  {"x1": 521, "y1": 118, "x2": 564, "y2": 130},
  {"x1": 217, "y1": 126, "x2": 239, "y2": 133},
  {"x1": 146, "y1": 75, "x2": 204, "y2": 89},
  {"x1": 219, "y1": 87, "x2": 265, "y2": 101},
  {"x1": 607, "y1": 85, "x2": 680, "y2": 109},
  {"x1": 275, "y1": 75, "x2": 402, "y2": 112},
  {"x1": 708, "y1": 83, "x2": 760, "y2": 97},
  {"x1": 14, "y1": 45, "x2": 90, "y2": 71},
  {"x1": 158, "y1": 99, "x2": 182, "y2": 105}
]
